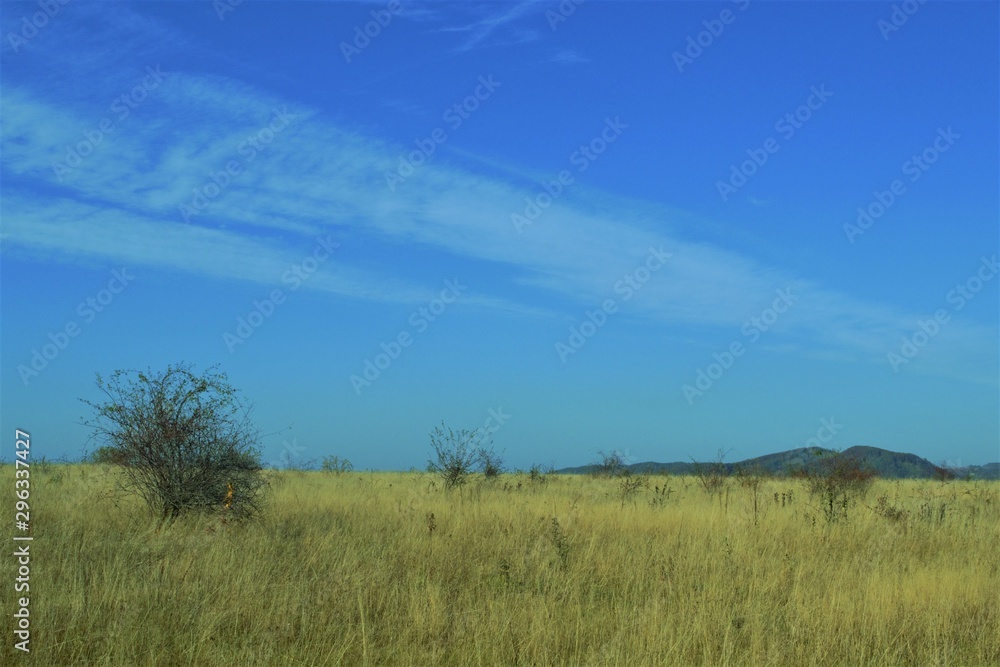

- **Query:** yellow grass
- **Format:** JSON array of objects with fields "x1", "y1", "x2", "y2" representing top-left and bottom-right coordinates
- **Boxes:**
[{"x1": 2, "y1": 465, "x2": 998, "y2": 665}]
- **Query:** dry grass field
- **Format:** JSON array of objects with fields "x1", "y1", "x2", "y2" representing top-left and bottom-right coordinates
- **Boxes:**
[{"x1": 2, "y1": 464, "x2": 998, "y2": 666}]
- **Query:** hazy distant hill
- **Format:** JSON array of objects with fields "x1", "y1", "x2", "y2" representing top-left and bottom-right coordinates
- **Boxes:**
[{"x1": 556, "y1": 446, "x2": 1000, "y2": 480}]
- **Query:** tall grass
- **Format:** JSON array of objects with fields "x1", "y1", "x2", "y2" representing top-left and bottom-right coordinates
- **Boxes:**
[{"x1": 2, "y1": 464, "x2": 998, "y2": 665}]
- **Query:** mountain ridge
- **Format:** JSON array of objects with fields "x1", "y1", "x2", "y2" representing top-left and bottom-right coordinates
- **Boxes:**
[{"x1": 555, "y1": 445, "x2": 1000, "y2": 480}]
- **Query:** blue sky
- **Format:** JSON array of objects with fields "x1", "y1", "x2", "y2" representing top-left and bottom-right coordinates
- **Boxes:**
[{"x1": 1, "y1": 0, "x2": 997, "y2": 471}]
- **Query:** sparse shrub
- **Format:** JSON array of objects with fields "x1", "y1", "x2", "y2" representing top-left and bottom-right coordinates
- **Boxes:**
[
  {"x1": 283, "y1": 454, "x2": 319, "y2": 472},
  {"x1": 619, "y1": 475, "x2": 645, "y2": 507},
  {"x1": 795, "y1": 450, "x2": 875, "y2": 522},
  {"x1": 872, "y1": 495, "x2": 909, "y2": 523},
  {"x1": 528, "y1": 464, "x2": 549, "y2": 484},
  {"x1": 593, "y1": 450, "x2": 626, "y2": 477},
  {"x1": 497, "y1": 557, "x2": 521, "y2": 590},
  {"x1": 479, "y1": 447, "x2": 505, "y2": 479},
  {"x1": 735, "y1": 465, "x2": 767, "y2": 525},
  {"x1": 321, "y1": 455, "x2": 353, "y2": 475},
  {"x1": 693, "y1": 449, "x2": 730, "y2": 503},
  {"x1": 548, "y1": 517, "x2": 570, "y2": 570},
  {"x1": 427, "y1": 422, "x2": 480, "y2": 490},
  {"x1": 649, "y1": 479, "x2": 674, "y2": 508},
  {"x1": 932, "y1": 464, "x2": 956, "y2": 482},
  {"x1": 918, "y1": 500, "x2": 948, "y2": 524},
  {"x1": 35, "y1": 455, "x2": 52, "y2": 473},
  {"x1": 80, "y1": 363, "x2": 268, "y2": 522},
  {"x1": 774, "y1": 489, "x2": 795, "y2": 507},
  {"x1": 426, "y1": 421, "x2": 504, "y2": 489}
]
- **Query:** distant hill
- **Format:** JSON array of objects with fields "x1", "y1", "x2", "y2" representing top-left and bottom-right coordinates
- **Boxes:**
[{"x1": 556, "y1": 446, "x2": 1000, "y2": 480}]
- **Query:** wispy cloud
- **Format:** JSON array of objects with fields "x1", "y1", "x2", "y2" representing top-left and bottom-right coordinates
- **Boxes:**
[
  {"x1": 437, "y1": 1, "x2": 542, "y2": 52},
  {"x1": 548, "y1": 49, "x2": 591, "y2": 65},
  {"x1": 1, "y1": 5, "x2": 995, "y2": 386}
]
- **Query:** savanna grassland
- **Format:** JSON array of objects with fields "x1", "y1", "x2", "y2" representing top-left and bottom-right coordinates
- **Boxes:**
[{"x1": 2, "y1": 464, "x2": 998, "y2": 666}]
